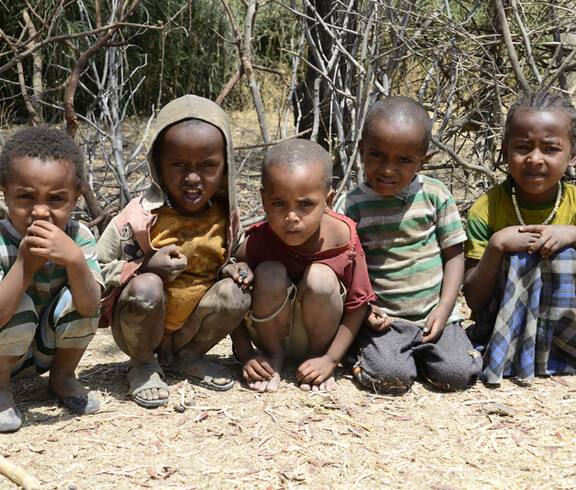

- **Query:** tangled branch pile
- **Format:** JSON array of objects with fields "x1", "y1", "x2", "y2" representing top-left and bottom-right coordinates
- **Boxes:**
[{"x1": 0, "y1": 1, "x2": 575, "y2": 227}]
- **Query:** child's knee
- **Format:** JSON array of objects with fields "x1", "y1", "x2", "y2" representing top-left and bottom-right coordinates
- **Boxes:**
[
  {"x1": 18, "y1": 294, "x2": 36, "y2": 315},
  {"x1": 355, "y1": 364, "x2": 416, "y2": 394},
  {"x1": 426, "y1": 369, "x2": 479, "y2": 391},
  {"x1": 0, "y1": 295, "x2": 38, "y2": 356},
  {"x1": 211, "y1": 277, "x2": 251, "y2": 314},
  {"x1": 353, "y1": 349, "x2": 417, "y2": 394},
  {"x1": 423, "y1": 323, "x2": 483, "y2": 390},
  {"x1": 424, "y1": 353, "x2": 482, "y2": 390},
  {"x1": 300, "y1": 263, "x2": 340, "y2": 299},
  {"x1": 253, "y1": 261, "x2": 290, "y2": 294},
  {"x1": 120, "y1": 273, "x2": 165, "y2": 313},
  {"x1": 54, "y1": 316, "x2": 99, "y2": 349}
]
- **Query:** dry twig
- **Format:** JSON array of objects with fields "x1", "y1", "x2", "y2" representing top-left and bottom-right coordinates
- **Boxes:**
[
  {"x1": 0, "y1": 456, "x2": 42, "y2": 490},
  {"x1": 296, "y1": 395, "x2": 372, "y2": 432}
]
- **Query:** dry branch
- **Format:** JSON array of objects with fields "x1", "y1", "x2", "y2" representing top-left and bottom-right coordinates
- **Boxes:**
[
  {"x1": 296, "y1": 395, "x2": 372, "y2": 432},
  {"x1": 0, "y1": 455, "x2": 42, "y2": 490},
  {"x1": 2, "y1": 0, "x2": 576, "y2": 220},
  {"x1": 63, "y1": 0, "x2": 142, "y2": 137}
]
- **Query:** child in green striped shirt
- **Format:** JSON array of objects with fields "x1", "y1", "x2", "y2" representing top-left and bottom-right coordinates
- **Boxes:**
[
  {"x1": 0, "y1": 127, "x2": 104, "y2": 432},
  {"x1": 336, "y1": 96, "x2": 481, "y2": 393}
]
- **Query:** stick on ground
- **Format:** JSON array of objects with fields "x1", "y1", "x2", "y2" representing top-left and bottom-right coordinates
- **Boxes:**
[{"x1": 0, "y1": 455, "x2": 42, "y2": 489}]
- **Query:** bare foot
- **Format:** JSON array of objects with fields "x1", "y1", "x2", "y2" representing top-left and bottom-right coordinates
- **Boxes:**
[
  {"x1": 300, "y1": 375, "x2": 338, "y2": 392},
  {"x1": 248, "y1": 371, "x2": 281, "y2": 392},
  {"x1": 246, "y1": 352, "x2": 284, "y2": 393}
]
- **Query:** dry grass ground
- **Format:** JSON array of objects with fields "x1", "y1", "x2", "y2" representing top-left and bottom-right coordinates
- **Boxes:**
[
  {"x1": 1, "y1": 111, "x2": 576, "y2": 489},
  {"x1": 1, "y1": 326, "x2": 576, "y2": 489}
]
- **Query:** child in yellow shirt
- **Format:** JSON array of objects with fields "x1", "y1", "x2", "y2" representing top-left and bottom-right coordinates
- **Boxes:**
[{"x1": 97, "y1": 95, "x2": 252, "y2": 407}]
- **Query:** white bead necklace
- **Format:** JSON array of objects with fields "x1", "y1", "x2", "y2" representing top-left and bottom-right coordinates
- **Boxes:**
[{"x1": 511, "y1": 181, "x2": 562, "y2": 226}]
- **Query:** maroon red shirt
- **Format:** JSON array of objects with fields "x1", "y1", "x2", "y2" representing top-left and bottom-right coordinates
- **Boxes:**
[{"x1": 245, "y1": 210, "x2": 375, "y2": 312}]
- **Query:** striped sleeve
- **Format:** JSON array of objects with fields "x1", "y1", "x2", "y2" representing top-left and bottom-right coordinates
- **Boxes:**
[{"x1": 69, "y1": 222, "x2": 105, "y2": 292}]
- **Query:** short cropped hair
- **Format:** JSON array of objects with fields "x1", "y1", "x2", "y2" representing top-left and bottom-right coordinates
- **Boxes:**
[
  {"x1": 503, "y1": 91, "x2": 576, "y2": 151},
  {"x1": 0, "y1": 126, "x2": 85, "y2": 189},
  {"x1": 262, "y1": 139, "x2": 333, "y2": 192},
  {"x1": 362, "y1": 96, "x2": 432, "y2": 152}
]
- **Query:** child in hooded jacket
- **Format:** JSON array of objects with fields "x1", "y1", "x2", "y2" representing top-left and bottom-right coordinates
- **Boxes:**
[{"x1": 97, "y1": 95, "x2": 251, "y2": 407}]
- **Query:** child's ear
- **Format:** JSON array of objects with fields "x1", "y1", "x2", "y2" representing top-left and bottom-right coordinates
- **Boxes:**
[
  {"x1": 358, "y1": 139, "x2": 364, "y2": 159},
  {"x1": 418, "y1": 152, "x2": 432, "y2": 171},
  {"x1": 74, "y1": 188, "x2": 83, "y2": 204},
  {"x1": 570, "y1": 148, "x2": 576, "y2": 167},
  {"x1": 325, "y1": 188, "x2": 336, "y2": 209}
]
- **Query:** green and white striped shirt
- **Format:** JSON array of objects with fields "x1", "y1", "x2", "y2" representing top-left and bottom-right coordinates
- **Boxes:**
[
  {"x1": 335, "y1": 175, "x2": 466, "y2": 326},
  {"x1": 0, "y1": 219, "x2": 104, "y2": 315}
]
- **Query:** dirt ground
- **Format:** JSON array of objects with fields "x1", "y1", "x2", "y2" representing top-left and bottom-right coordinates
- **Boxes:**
[
  {"x1": 2, "y1": 325, "x2": 576, "y2": 489},
  {"x1": 1, "y1": 112, "x2": 576, "y2": 489}
]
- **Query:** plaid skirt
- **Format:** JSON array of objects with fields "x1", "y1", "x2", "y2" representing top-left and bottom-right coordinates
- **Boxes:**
[{"x1": 467, "y1": 248, "x2": 576, "y2": 384}]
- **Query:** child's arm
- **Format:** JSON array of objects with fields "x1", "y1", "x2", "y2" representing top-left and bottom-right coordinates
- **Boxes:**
[
  {"x1": 0, "y1": 237, "x2": 44, "y2": 328},
  {"x1": 96, "y1": 220, "x2": 186, "y2": 287},
  {"x1": 26, "y1": 220, "x2": 101, "y2": 317},
  {"x1": 366, "y1": 304, "x2": 394, "y2": 332},
  {"x1": 463, "y1": 226, "x2": 540, "y2": 312},
  {"x1": 228, "y1": 238, "x2": 267, "y2": 380},
  {"x1": 422, "y1": 243, "x2": 464, "y2": 343},
  {"x1": 296, "y1": 304, "x2": 367, "y2": 386},
  {"x1": 220, "y1": 262, "x2": 253, "y2": 290},
  {"x1": 220, "y1": 238, "x2": 253, "y2": 289}
]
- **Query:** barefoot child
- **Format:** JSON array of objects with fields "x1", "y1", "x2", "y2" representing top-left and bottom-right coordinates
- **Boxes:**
[
  {"x1": 232, "y1": 139, "x2": 374, "y2": 392},
  {"x1": 464, "y1": 91, "x2": 576, "y2": 384},
  {"x1": 0, "y1": 127, "x2": 103, "y2": 432},
  {"x1": 97, "y1": 95, "x2": 251, "y2": 407},
  {"x1": 336, "y1": 96, "x2": 481, "y2": 393}
]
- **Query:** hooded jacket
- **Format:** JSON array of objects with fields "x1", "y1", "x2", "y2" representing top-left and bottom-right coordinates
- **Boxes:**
[{"x1": 96, "y1": 95, "x2": 242, "y2": 321}]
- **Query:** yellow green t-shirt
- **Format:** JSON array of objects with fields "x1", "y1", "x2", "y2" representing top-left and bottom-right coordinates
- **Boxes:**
[{"x1": 465, "y1": 178, "x2": 576, "y2": 260}]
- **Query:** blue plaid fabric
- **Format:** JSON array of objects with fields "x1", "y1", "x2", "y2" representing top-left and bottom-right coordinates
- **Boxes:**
[{"x1": 467, "y1": 248, "x2": 576, "y2": 384}]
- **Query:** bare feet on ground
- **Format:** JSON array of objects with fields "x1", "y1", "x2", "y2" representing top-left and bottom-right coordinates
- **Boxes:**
[
  {"x1": 300, "y1": 375, "x2": 338, "y2": 392},
  {"x1": 247, "y1": 353, "x2": 284, "y2": 393},
  {"x1": 249, "y1": 371, "x2": 282, "y2": 392}
]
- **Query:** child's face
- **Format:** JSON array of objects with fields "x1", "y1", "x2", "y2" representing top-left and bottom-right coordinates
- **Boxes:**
[
  {"x1": 157, "y1": 121, "x2": 225, "y2": 215},
  {"x1": 504, "y1": 109, "x2": 576, "y2": 203},
  {"x1": 1, "y1": 157, "x2": 81, "y2": 237},
  {"x1": 261, "y1": 161, "x2": 334, "y2": 251},
  {"x1": 360, "y1": 118, "x2": 430, "y2": 196}
]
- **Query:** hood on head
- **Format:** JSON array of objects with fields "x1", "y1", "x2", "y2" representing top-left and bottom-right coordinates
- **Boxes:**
[{"x1": 145, "y1": 94, "x2": 236, "y2": 206}]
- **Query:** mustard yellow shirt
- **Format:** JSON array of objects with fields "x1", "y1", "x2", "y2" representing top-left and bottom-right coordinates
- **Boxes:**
[{"x1": 151, "y1": 202, "x2": 227, "y2": 331}]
